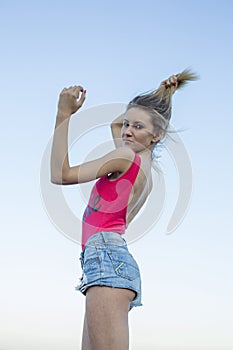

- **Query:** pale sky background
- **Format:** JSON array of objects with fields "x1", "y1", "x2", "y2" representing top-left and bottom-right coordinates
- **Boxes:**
[{"x1": 1, "y1": 1, "x2": 233, "y2": 349}]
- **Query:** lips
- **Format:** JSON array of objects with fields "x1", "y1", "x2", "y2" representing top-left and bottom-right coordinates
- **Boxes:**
[{"x1": 123, "y1": 139, "x2": 133, "y2": 143}]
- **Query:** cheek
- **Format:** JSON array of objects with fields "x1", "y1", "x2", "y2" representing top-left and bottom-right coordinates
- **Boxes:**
[
  {"x1": 138, "y1": 132, "x2": 150, "y2": 140},
  {"x1": 138, "y1": 133, "x2": 153, "y2": 146}
]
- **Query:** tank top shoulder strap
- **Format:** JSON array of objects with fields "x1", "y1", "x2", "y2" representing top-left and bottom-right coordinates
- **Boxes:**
[{"x1": 117, "y1": 152, "x2": 141, "y2": 183}]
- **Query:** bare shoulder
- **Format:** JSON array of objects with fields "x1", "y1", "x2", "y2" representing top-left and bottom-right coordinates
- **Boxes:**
[
  {"x1": 105, "y1": 146, "x2": 135, "y2": 162},
  {"x1": 92, "y1": 146, "x2": 136, "y2": 178}
]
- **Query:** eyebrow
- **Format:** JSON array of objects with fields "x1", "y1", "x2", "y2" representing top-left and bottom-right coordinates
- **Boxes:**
[{"x1": 123, "y1": 118, "x2": 146, "y2": 125}]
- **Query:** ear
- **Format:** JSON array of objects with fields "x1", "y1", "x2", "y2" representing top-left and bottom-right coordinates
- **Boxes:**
[{"x1": 151, "y1": 131, "x2": 163, "y2": 144}]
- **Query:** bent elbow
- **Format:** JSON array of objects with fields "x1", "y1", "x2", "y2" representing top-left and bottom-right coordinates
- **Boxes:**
[
  {"x1": 50, "y1": 176, "x2": 63, "y2": 185},
  {"x1": 50, "y1": 168, "x2": 69, "y2": 185},
  {"x1": 50, "y1": 170, "x2": 64, "y2": 184}
]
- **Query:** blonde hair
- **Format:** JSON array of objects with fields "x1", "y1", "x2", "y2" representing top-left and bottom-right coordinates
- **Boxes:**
[{"x1": 127, "y1": 69, "x2": 198, "y2": 137}]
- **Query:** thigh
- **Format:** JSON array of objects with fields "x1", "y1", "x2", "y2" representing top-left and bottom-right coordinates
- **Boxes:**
[{"x1": 85, "y1": 286, "x2": 134, "y2": 350}]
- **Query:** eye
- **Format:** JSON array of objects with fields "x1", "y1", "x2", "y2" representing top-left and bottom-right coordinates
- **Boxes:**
[
  {"x1": 122, "y1": 120, "x2": 129, "y2": 127},
  {"x1": 135, "y1": 123, "x2": 143, "y2": 129}
]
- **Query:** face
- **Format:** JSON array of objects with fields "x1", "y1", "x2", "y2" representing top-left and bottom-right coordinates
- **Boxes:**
[{"x1": 121, "y1": 107, "x2": 160, "y2": 153}]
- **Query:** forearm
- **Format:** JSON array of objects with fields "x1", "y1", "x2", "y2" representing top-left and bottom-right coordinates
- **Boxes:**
[
  {"x1": 111, "y1": 113, "x2": 124, "y2": 128},
  {"x1": 50, "y1": 85, "x2": 86, "y2": 184},
  {"x1": 111, "y1": 113, "x2": 124, "y2": 148},
  {"x1": 50, "y1": 111, "x2": 71, "y2": 184}
]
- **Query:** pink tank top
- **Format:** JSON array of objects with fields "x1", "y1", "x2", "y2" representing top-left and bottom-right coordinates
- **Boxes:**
[{"x1": 81, "y1": 152, "x2": 141, "y2": 249}]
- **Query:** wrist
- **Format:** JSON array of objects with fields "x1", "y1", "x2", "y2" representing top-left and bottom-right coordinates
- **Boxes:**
[{"x1": 56, "y1": 110, "x2": 71, "y2": 123}]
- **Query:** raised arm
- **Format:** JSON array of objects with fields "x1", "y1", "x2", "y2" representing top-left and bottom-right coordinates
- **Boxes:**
[
  {"x1": 110, "y1": 113, "x2": 124, "y2": 148},
  {"x1": 50, "y1": 85, "x2": 86, "y2": 184},
  {"x1": 50, "y1": 86, "x2": 135, "y2": 185}
]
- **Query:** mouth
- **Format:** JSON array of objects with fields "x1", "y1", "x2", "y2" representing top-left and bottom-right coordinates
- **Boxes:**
[{"x1": 123, "y1": 139, "x2": 133, "y2": 143}]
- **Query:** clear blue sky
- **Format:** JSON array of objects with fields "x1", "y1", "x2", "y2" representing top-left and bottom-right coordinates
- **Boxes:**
[{"x1": 1, "y1": 1, "x2": 233, "y2": 349}]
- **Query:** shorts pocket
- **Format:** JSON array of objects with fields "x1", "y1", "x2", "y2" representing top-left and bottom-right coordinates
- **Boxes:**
[
  {"x1": 107, "y1": 251, "x2": 139, "y2": 281},
  {"x1": 83, "y1": 256, "x2": 100, "y2": 274}
]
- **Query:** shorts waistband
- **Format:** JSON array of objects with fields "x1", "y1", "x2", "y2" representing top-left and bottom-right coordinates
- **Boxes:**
[{"x1": 84, "y1": 232, "x2": 127, "y2": 248}]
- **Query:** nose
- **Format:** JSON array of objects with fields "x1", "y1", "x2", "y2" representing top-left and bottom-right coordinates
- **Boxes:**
[
  {"x1": 126, "y1": 128, "x2": 133, "y2": 136},
  {"x1": 124, "y1": 124, "x2": 133, "y2": 135}
]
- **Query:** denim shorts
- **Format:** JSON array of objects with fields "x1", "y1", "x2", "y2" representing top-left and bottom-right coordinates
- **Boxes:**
[{"x1": 75, "y1": 232, "x2": 142, "y2": 311}]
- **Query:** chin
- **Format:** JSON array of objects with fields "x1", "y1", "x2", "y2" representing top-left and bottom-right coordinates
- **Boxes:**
[{"x1": 123, "y1": 143, "x2": 137, "y2": 152}]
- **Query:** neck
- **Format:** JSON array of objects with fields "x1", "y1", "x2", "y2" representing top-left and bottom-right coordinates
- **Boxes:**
[{"x1": 137, "y1": 147, "x2": 153, "y2": 162}]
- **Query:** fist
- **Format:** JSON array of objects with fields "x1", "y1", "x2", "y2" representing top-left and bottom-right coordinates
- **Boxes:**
[
  {"x1": 58, "y1": 85, "x2": 86, "y2": 115},
  {"x1": 161, "y1": 75, "x2": 179, "y2": 89}
]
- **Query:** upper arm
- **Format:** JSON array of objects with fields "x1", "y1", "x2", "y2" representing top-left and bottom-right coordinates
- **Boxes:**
[{"x1": 59, "y1": 147, "x2": 135, "y2": 185}]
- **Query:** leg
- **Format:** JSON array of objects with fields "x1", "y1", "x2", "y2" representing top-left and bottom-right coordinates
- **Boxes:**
[
  {"x1": 85, "y1": 286, "x2": 136, "y2": 350},
  {"x1": 81, "y1": 313, "x2": 92, "y2": 350}
]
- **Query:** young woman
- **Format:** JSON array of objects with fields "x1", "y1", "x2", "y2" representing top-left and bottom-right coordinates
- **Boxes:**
[{"x1": 50, "y1": 70, "x2": 197, "y2": 350}]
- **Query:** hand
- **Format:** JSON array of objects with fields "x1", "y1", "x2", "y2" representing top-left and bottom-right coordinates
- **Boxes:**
[
  {"x1": 58, "y1": 85, "x2": 86, "y2": 116},
  {"x1": 161, "y1": 74, "x2": 179, "y2": 89}
]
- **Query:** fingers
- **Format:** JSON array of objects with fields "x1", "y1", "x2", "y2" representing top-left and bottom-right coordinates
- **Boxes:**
[
  {"x1": 73, "y1": 86, "x2": 87, "y2": 106},
  {"x1": 59, "y1": 84, "x2": 87, "y2": 114},
  {"x1": 60, "y1": 87, "x2": 68, "y2": 93},
  {"x1": 66, "y1": 85, "x2": 84, "y2": 97},
  {"x1": 162, "y1": 75, "x2": 179, "y2": 89},
  {"x1": 61, "y1": 85, "x2": 86, "y2": 98},
  {"x1": 78, "y1": 89, "x2": 86, "y2": 105},
  {"x1": 73, "y1": 85, "x2": 84, "y2": 95}
]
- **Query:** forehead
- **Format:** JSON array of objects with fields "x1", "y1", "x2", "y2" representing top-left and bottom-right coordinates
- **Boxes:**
[{"x1": 124, "y1": 107, "x2": 152, "y2": 124}]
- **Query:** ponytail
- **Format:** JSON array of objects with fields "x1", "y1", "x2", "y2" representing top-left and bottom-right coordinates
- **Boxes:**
[{"x1": 128, "y1": 69, "x2": 198, "y2": 123}]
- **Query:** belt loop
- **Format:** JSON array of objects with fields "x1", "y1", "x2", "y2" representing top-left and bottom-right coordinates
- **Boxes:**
[{"x1": 100, "y1": 232, "x2": 105, "y2": 244}]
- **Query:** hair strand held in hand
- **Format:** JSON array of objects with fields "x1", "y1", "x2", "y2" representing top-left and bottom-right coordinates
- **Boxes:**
[{"x1": 127, "y1": 69, "x2": 199, "y2": 141}]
